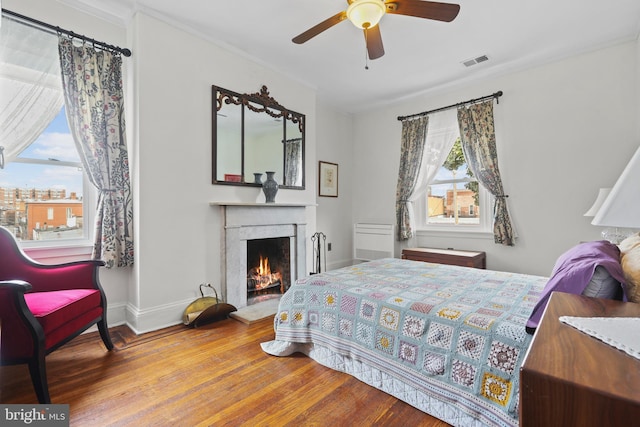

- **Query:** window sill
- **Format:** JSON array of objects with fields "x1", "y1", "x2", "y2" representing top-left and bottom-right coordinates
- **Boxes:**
[
  {"x1": 23, "y1": 242, "x2": 94, "y2": 263},
  {"x1": 415, "y1": 228, "x2": 494, "y2": 240}
]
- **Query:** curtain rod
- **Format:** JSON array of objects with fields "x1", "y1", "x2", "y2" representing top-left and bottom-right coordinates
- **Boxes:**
[
  {"x1": 397, "y1": 90, "x2": 503, "y2": 121},
  {"x1": 2, "y1": 8, "x2": 132, "y2": 57}
]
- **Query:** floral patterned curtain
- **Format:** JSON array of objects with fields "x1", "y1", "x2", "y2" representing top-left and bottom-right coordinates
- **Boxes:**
[
  {"x1": 457, "y1": 101, "x2": 515, "y2": 246},
  {"x1": 395, "y1": 116, "x2": 429, "y2": 240},
  {"x1": 283, "y1": 138, "x2": 302, "y2": 186},
  {"x1": 58, "y1": 37, "x2": 134, "y2": 267}
]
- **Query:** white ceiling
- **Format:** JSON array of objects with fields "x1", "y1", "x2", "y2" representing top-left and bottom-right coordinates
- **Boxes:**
[{"x1": 60, "y1": 0, "x2": 640, "y2": 113}]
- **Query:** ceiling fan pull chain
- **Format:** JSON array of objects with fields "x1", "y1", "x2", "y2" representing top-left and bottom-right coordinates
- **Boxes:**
[{"x1": 364, "y1": 27, "x2": 370, "y2": 70}]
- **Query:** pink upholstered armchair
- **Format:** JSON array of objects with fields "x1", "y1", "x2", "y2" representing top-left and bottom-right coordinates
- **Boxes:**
[{"x1": 0, "y1": 226, "x2": 113, "y2": 403}]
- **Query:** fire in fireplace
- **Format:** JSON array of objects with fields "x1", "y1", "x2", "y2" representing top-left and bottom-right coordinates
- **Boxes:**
[
  {"x1": 246, "y1": 237, "x2": 290, "y2": 305},
  {"x1": 247, "y1": 255, "x2": 281, "y2": 291}
]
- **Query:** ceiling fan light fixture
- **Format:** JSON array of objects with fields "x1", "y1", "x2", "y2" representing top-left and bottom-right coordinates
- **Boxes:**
[{"x1": 346, "y1": 0, "x2": 386, "y2": 29}]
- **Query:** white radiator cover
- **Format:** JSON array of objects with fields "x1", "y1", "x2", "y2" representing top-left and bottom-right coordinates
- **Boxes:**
[{"x1": 353, "y1": 223, "x2": 394, "y2": 261}]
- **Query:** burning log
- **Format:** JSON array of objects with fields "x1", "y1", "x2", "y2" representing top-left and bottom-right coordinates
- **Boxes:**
[{"x1": 247, "y1": 255, "x2": 282, "y2": 291}]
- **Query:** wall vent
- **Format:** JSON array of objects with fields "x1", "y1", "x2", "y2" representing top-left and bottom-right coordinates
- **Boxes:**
[{"x1": 462, "y1": 55, "x2": 489, "y2": 67}]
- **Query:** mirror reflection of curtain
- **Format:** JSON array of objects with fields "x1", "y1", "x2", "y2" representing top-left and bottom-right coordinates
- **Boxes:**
[
  {"x1": 458, "y1": 101, "x2": 515, "y2": 246},
  {"x1": 284, "y1": 138, "x2": 302, "y2": 186},
  {"x1": 58, "y1": 37, "x2": 134, "y2": 267},
  {"x1": 0, "y1": 15, "x2": 63, "y2": 167},
  {"x1": 395, "y1": 116, "x2": 429, "y2": 240}
]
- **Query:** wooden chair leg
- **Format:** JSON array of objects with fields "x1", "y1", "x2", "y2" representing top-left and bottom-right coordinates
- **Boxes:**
[
  {"x1": 98, "y1": 318, "x2": 114, "y2": 351},
  {"x1": 28, "y1": 356, "x2": 50, "y2": 404}
]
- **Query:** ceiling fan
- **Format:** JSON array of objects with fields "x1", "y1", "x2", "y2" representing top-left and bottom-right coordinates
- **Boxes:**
[{"x1": 292, "y1": 0, "x2": 460, "y2": 60}]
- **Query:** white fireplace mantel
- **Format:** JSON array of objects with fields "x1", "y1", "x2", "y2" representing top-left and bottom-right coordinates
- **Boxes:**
[
  {"x1": 210, "y1": 202, "x2": 313, "y2": 207},
  {"x1": 211, "y1": 202, "x2": 310, "y2": 309}
]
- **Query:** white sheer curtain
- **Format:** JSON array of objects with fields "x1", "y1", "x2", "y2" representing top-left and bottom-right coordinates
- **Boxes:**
[
  {"x1": 410, "y1": 109, "x2": 459, "y2": 206},
  {"x1": 0, "y1": 15, "x2": 63, "y2": 167}
]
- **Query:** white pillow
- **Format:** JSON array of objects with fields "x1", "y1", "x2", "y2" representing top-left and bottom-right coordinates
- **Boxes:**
[{"x1": 582, "y1": 265, "x2": 622, "y2": 299}]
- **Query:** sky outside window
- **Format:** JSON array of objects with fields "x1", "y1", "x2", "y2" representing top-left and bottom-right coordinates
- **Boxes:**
[{"x1": 0, "y1": 107, "x2": 83, "y2": 197}]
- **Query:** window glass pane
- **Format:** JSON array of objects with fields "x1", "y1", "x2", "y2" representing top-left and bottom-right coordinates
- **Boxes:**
[
  {"x1": 427, "y1": 182, "x2": 480, "y2": 225},
  {"x1": 0, "y1": 109, "x2": 84, "y2": 241},
  {"x1": 18, "y1": 107, "x2": 80, "y2": 162},
  {"x1": 426, "y1": 139, "x2": 480, "y2": 227}
]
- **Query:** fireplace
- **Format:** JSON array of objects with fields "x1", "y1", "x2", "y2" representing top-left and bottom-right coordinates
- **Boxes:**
[
  {"x1": 246, "y1": 237, "x2": 291, "y2": 305},
  {"x1": 214, "y1": 203, "x2": 308, "y2": 309}
]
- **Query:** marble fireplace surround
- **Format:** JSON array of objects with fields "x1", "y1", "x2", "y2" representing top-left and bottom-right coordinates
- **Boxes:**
[{"x1": 213, "y1": 203, "x2": 308, "y2": 309}]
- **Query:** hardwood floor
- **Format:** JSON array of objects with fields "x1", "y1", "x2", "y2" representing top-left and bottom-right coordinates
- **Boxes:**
[{"x1": 1, "y1": 317, "x2": 450, "y2": 426}]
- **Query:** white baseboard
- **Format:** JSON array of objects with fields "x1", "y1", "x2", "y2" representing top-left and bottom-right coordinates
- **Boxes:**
[
  {"x1": 123, "y1": 298, "x2": 193, "y2": 334},
  {"x1": 105, "y1": 258, "x2": 356, "y2": 335},
  {"x1": 326, "y1": 258, "x2": 354, "y2": 271},
  {"x1": 105, "y1": 301, "x2": 127, "y2": 326},
  {"x1": 81, "y1": 302, "x2": 127, "y2": 335}
]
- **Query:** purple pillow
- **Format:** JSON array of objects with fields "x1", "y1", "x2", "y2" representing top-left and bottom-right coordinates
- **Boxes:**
[{"x1": 526, "y1": 240, "x2": 627, "y2": 333}]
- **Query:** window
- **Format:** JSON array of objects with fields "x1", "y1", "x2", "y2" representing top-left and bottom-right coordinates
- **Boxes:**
[
  {"x1": 1, "y1": 107, "x2": 93, "y2": 245},
  {"x1": 1, "y1": 17, "x2": 94, "y2": 246},
  {"x1": 417, "y1": 138, "x2": 492, "y2": 234}
]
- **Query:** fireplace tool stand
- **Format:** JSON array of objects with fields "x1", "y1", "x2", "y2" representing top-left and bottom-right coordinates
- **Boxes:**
[{"x1": 311, "y1": 232, "x2": 326, "y2": 275}]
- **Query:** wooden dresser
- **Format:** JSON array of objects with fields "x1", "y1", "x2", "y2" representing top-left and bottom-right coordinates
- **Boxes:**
[
  {"x1": 401, "y1": 247, "x2": 486, "y2": 269},
  {"x1": 520, "y1": 292, "x2": 640, "y2": 426}
]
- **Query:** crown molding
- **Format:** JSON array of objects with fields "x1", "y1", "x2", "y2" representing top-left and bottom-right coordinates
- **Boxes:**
[{"x1": 56, "y1": 0, "x2": 135, "y2": 26}]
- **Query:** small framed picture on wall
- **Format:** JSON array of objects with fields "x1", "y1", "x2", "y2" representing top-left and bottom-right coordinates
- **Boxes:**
[{"x1": 318, "y1": 161, "x2": 338, "y2": 197}]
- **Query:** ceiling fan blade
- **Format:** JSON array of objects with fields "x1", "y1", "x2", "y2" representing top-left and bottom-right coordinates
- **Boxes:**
[
  {"x1": 385, "y1": 0, "x2": 460, "y2": 22},
  {"x1": 292, "y1": 11, "x2": 348, "y2": 44},
  {"x1": 365, "y1": 25, "x2": 385, "y2": 60}
]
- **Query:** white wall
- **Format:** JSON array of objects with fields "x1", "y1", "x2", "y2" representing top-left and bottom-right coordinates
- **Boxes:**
[
  {"x1": 315, "y1": 103, "x2": 354, "y2": 270},
  {"x1": 130, "y1": 13, "x2": 318, "y2": 332},
  {"x1": 637, "y1": 33, "x2": 640, "y2": 135},
  {"x1": 352, "y1": 40, "x2": 639, "y2": 277}
]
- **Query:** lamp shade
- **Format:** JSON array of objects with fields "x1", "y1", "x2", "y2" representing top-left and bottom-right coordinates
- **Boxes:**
[
  {"x1": 592, "y1": 145, "x2": 640, "y2": 228},
  {"x1": 346, "y1": 0, "x2": 386, "y2": 29},
  {"x1": 584, "y1": 188, "x2": 612, "y2": 217}
]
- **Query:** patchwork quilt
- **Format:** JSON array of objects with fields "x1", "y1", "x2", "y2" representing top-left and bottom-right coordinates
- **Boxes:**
[{"x1": 262, "y1": 258, "x2": 547, "y2": 426}]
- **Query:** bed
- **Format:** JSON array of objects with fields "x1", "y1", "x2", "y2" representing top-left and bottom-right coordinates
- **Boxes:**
[
  {"x1": 261, "y1": 236, "x2": 637, "y2": 426},
  {"x1": 261, "y1": 258, "x2": 548, "y2": 426}
]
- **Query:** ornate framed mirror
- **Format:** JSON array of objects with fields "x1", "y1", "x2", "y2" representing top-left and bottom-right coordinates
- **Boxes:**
[{"x1": 212, "y1": 85, "x2": 305, "y2": 189}]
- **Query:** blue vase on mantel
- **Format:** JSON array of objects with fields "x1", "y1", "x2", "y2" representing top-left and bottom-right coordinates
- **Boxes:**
[
  {"x1": 262, "y1": 171, "x2": 279, "y2": 203},
  {"x1": 253, "y1": 173, "x2": 263, "y2": 184}
]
